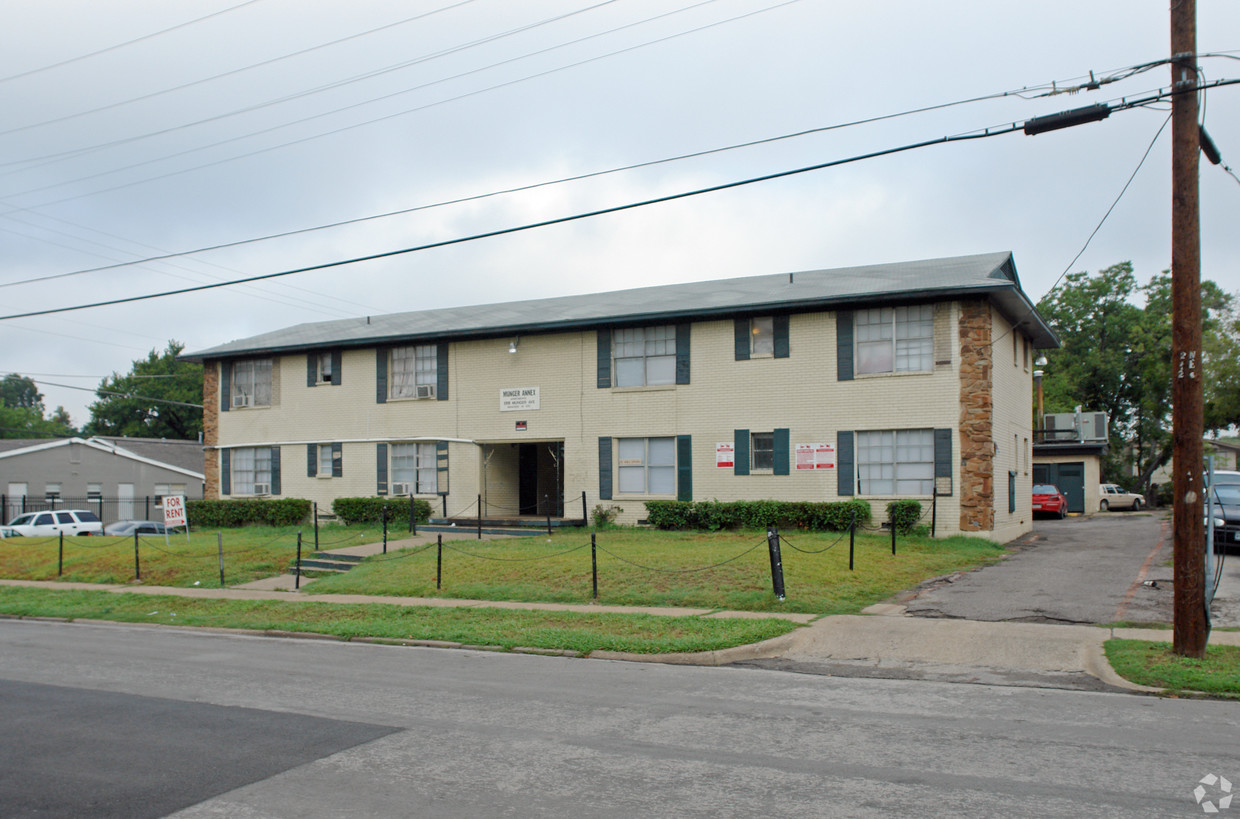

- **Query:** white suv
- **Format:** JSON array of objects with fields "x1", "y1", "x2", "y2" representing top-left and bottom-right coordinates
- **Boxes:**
[{"x1": 4, "y1": 509, "x2": 103, "y2": 536}]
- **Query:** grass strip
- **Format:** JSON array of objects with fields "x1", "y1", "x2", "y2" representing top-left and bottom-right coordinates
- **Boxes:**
[
  {"x1": 0, "y1": 586, "x2": 799, "y2": 655},
  {"x1": 1104, "y1": 639, "x2": 1240, "y2": 698}
]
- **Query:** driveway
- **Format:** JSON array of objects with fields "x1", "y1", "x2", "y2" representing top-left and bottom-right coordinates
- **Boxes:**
[{"x1": 902, "y1": 513, "x2": 1172, "y2": 625}]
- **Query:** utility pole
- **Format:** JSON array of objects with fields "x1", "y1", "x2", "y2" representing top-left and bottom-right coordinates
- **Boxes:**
[{"x1": 1170, "y1": 0, "x2": 1206, "y2": 657}]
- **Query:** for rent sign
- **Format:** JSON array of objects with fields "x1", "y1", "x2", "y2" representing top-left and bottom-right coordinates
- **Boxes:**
[{"x1": 163, "y1": 494, "x2": 187, "y2": 529}]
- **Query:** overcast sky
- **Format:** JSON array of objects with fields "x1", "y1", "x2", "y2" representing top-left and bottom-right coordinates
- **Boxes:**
[{"x1": 2, "y1": 0, "x2": 1238, "y2": 428}]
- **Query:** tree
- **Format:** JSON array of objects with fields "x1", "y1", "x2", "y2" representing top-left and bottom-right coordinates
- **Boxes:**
[
  {"x1": 1036, "y1": 263, "x2": 1239, "y2": 491},
  {"x1": 0, "y1": 374, "x2": 44, "y2": 411},
  {"x1": 0, "y1": 376, "x2": 76, "y2": 439},
  {"x1": 84, "y1": 341, "x2": 203, "y2": 440}
]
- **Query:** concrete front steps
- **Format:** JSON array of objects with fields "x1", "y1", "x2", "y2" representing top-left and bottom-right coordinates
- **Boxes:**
[
  {"x1": 418, "y1": 517, "x2": 586, "y2": 538},
  {"x1": 295, "y1": 552, "x2": 365, "y2": 573}
]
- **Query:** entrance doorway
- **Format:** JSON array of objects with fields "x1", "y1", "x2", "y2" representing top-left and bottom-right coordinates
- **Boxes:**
[{"x1": 518, "y1": 442, "x2": 563, "y2": 516}]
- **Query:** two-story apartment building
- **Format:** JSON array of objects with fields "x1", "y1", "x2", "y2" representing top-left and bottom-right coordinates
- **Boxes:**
[{"x1": 183, "y1": 251, "x2": 1058, "y2": 540}]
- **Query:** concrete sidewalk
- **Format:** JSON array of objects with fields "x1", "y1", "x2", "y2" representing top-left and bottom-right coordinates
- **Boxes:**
[{"x1": 5, "y1": 576, "x2": 1239, "y2": 693}]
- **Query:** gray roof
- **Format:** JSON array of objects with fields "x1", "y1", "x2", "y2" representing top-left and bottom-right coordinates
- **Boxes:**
[
  {"x1": 183, "y1": 251, "x2": 1058, "y2": 360},
  {"x1": 0, "y1": 436, "x2": 204, "y2": 476}
]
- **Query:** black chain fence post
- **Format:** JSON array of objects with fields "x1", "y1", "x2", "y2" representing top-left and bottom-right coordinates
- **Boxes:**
[
  {"x1": 436, "y1": 534, "x2": 443, "y2": 590},
  {"x1": 849, "y1": 512, "x2": 855, "y2": 571},
  {"x1": 477, "y1": 494, "x2": 482, "y2": 540},
  {"x1": 545, "y1": 494, "x2": 551, "y2": 536},
  {"x1": 295, "y1": 531, "x2": 302, "y2": 590},
  {"x1": 133, "y1": 531, "x2": 141, "y2": 581},
  {"x1": 382, "y1": 507, "x2": 388, "y2": 554},
  {"x1": 581, "y1": 491, "x2": 587, "y2": 525},
  {"x1": 890, "y1": 510, "x2": 897, "y2": 555},
  {"x1": 409, "y1": 493, "x2": 416, "y2": 535},
  {"x1": 58, "y1": 531, "x2": 64, "y2": 577},
  {"x1": 766, "y1": 527, "x2": 786, "y2": 601},
  {"x1": 591, "y1": 532, "x2": 598, "y2": 600},
  {"x1": 931, "y1": 487, "x2": 937, "y2": 538},
  {"x1": 218, "y1": 531, "x2": 225, "y2": 587},
  {"x1": 314, "y1": 502, "x2": 319, "y2": 552}
]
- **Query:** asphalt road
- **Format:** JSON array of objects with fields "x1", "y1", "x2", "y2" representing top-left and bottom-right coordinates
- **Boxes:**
[
  {"x1": 904, "y1": 513, "x2": 1172, "y2": 624},
  {"x1": 2, "y1": 619, "x2": 1238, "y2": 818}
]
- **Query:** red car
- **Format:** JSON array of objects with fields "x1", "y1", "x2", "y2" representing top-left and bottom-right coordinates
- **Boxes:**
[{"x1": 1032, "y1": 484, "x2": 1068, "y2": 518}]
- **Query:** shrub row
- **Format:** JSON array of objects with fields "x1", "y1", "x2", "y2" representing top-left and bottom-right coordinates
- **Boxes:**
[
  {"x1": 331, "y1": 496, "x2": 432, "y2": 525},
  {"x1": 643, "y1": 499, "x2": 871, "y2": 532},
  {"x1": 187, "y1": 498, "x2": 312, "y2": 528},
  {"x1": 885, "y1": 500, "x2": 923, "y2": 534}
]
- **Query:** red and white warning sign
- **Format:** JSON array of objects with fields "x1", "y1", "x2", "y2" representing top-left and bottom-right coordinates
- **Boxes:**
[
  {"x1": 795, "y1": 443, "x2": 835, "y2": 470},
  {"x1": 716, "y1": 442, "x2": 735, "y2": 468}
]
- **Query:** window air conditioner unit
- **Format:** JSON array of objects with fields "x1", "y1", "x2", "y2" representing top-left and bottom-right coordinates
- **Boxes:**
[
  {"x1": 416, "y1": 384, "x2": 436, "y2": 399},
  {"x1": 252, "y1": 483, "x2": 271, "y2": 496},
  {"x1": 232, "y1": 394, "x2": 250, "y2": 408},
  {"x1": 390, "y1": 482, "x2": 411, "y2": 495}
]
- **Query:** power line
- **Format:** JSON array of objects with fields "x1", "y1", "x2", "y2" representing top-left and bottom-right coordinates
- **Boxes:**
[
  {"x1": 26, "y1": 379, "x2": 203, "y2": 409},
  {"x1": 0, "y1": 0, "x2": 798, "y2": 209},
  {"x1": 0, "y1": 66, "x2": 1189, "y2": 291},
  {"x1": 0, "y1": 125, "x2": 1018, "y2": 321},
  {"x1": 0, "y1": 0, "x2": 478, "y2": 139}
]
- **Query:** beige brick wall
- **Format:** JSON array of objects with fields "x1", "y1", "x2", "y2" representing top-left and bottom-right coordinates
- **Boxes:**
[
  {"x1": 989, "y1": 311, "x2": 1035, "y2": 542},
  {"x1": 209, "y1": 300, "x2": 1037, "y2": 538}
]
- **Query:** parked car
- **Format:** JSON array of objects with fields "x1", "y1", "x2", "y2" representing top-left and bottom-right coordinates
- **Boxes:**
[
  {"x1": 1210, "y1": 470, "x2": 1240, "y2": 486},
  {"x1": 1208, "y1": 483, "x2": 1240, "y2": 553},
  {"x1": 0, "y1": 526, "x2": 17, "y2": 539},
  {"x1": 103, "y1": 520, "x2": 171, "y2": 537},
  {"x1": 1099, "y1": 483, "x2": 1144, "y2": 511},
  {"x1": 1032, "y1": 484, "x2": 1068, "y2": 518},
  {"x1": 3, "y1": 509, "x2": 103, "y2": 537}
]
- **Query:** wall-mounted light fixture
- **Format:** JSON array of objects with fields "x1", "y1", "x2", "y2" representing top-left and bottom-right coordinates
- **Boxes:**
[{"x1": 508, "y1": 337, "x2": 519, "y2": 354}]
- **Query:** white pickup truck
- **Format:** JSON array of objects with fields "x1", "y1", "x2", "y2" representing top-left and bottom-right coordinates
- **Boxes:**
[{"x1": 1099, "y1": 483, "x2": 1143, "y2": 511}]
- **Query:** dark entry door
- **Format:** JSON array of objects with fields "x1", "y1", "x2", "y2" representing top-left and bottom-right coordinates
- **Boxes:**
[
  {"x1": 518, "y1": 444, "x2": 539, "y2": 515},
  {"x1": 1033, "y1": 462, "x2": 1085, "y2": 514}
]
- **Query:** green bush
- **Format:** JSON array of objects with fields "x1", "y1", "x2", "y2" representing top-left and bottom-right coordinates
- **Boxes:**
[
  {"x1": 591, "y1": 504, "x2": 623, "y2": 527},
  {"x1": 332, "y1": 496, "x2": 432, "y2": 525},
  {"x1": 644, "y1": 499, "x2": 870, "y2": 532},
  {"x1": 187, "y1": 498, "x2": 312, "y2": 528},
  {"x1": 886, "y1": 500, "x2": 923, "y2": 534}
]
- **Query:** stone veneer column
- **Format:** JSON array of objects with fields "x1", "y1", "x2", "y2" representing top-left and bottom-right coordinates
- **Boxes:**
[
  {"x1": 203, "y1": 362, "x2": 219, "y2": 499},
  {"x1": 958, "y1": 301, "x2": 994, "y2": 531}
]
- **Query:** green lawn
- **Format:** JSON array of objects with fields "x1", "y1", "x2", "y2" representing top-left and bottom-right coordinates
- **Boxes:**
[
  {"x1": 0, "y1": 524, "x2": 386, "y2": 587},
  {"x1": 308, "y1": 528, "x2": 1007, "y2": 614},
  {"x1": 1104, "y1": 639, "x2": 1240, "y2": 698},
  {"x1": 0, "y1": 586, "x2": 797, "y2": 655}
]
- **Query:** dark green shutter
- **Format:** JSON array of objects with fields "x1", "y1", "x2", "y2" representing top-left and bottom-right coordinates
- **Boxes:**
[
  {"x1": 1009, "y1": 470, "x2": 1017, "y2": 513},
  {"x1": 837, "y1": 311, "x2": 854, "y2": 381},
  {"x1": 734, "y1": 319, "x2": 750, "y2": 361},
  {"x1": 220, "y1": 361, "x2": 231, "y2": 412},
  {"x1": 934, "y1": 428, "x2": 952, "y2": 495},
  {"x1": 598, "y1": 437, "x2": 612, "y2": 500},
  {"x1": 734, "y1": 429, "x2": 750, "y2": 476},
  {"x1": 269, "y1": 447, "x2": 281, "y2": 495},
  {"x1": 331, "y1": 350, "x2": 341, "y2": 385},
  {"x1": 375, "y1": 349, "x2": 388, "y2": 403},
  {"x1": 773, "y1": 315, "x2": 790, "y2": 358},
  {"x1": 837, "y1": 431, "x2": 854, "y2": 496},
  {"x1": 773, "y1": 428, "x2": 790, "y2": 475},
  {"x1": 436, "y1": 344, "x2": 448, "y2": 400},
  {"x1": 306, "y1": 353, "x2": 317, "y2": 387},
  {"x1": 376, "y1": 443, "x2": 388, "y2": 495},
  {"x1": 220, "y1": 449, "x2": 231, "y2": 495},
  {"x1": 436, "y1": 441, "x2": 449, "y2": 495},
  {"x1": 675, "y1": 324, "x2": 690, "y2": 385},
  {"x1": 307, "y1": 444, "x2": 317, "y2": 477},
  {"x1": 596, "y1": 330, "x2": 611, "y2": 388},
  {"x1": 676, "y1": 435, "x2": 693, "y2": 501},
  {"x1": 332, "y1": 442, "x2": 343, "y2": 478}
]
